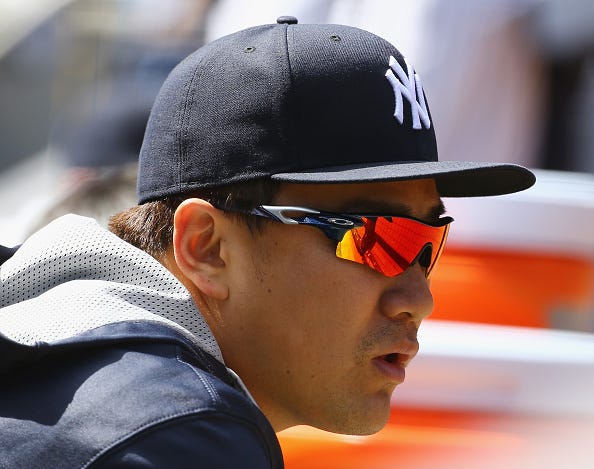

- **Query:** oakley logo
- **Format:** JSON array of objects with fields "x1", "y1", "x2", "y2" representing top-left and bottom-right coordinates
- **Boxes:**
[
  {"x1": 385, "y1": 56, "x2": 431, "y2": 130},
  {"x1": 320, "y1": 217, "x2": 355, "y2": 227}
]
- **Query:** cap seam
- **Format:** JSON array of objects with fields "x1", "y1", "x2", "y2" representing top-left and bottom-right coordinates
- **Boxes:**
[
  {"x1": 281, "y1": 23, "x2": 296, "y2": 173},
  {"x1": 178, "y1": 57, "x2": 208, "y2": 190},
  {"x1": 173, "y1": 66, "x2": 193, "y2": 190}
]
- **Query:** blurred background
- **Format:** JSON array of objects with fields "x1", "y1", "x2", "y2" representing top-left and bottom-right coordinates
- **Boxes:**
[{"x1": 0, "y1": 1, "x2": 593, "y2": 468}]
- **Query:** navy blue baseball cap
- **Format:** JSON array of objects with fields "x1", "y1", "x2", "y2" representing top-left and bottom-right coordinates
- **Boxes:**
[{"x1": 138, "y1": 16, "x2": 535, "y2": 203}]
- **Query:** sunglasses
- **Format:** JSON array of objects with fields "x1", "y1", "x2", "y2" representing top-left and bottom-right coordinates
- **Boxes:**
[{"x1": 218, "y1": 204, "x2": 453, "y2": 278}]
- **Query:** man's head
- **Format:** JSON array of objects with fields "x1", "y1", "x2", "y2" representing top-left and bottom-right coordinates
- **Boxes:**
[{"x1": 111, "y1": 17, "x2": 535, "y2": 434}]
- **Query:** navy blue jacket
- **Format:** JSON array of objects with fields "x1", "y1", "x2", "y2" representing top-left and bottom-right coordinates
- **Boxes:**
[{"x1": 0, "y1": 322, "x2": 283, "y2": 468}]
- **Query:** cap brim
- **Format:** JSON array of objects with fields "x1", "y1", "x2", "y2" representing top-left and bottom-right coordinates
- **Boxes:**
[{"x1": 271, "y1": 161, "x2": 536, "y2": 197}]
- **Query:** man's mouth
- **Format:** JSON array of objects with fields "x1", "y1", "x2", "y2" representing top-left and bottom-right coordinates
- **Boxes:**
[
  {"x1": 372, "y1": 354, "x2": 408, "y2": 383},
  {"x1": 383, "y1": 353, "x2": 399, "y2": 364},
  {"x1": 372, "y1": 340, "x2": 419, "y2": 384}
]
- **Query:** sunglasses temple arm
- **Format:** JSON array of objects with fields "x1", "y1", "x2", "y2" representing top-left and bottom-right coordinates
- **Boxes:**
[{"x1": 257, "y1": 205, "x2": 321, "y2": 225}]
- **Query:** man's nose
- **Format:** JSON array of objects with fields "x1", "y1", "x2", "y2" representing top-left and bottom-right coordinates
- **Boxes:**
[{"x1": 378, "y1": 263, "x2": 434, "y2": 326}]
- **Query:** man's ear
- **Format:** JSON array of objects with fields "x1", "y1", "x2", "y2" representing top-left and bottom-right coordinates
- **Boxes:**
[{"x1": 173, "y1": 199, "x2": 229, "y2": 300}]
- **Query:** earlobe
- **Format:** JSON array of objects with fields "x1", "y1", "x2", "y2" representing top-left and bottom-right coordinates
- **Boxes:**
[{"x1": 173, "y1": 199, "x2": 229, "y2": 300}]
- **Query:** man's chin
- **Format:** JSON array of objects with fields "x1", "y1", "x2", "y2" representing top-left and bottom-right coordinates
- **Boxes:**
[{"x1": 312, "y1": 401, "x2": 392, "y2": 436}]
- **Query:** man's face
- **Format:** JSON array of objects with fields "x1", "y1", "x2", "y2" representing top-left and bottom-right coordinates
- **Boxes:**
[{"x1": 217, "y1": 179, "x2": 443, "y2": 434}]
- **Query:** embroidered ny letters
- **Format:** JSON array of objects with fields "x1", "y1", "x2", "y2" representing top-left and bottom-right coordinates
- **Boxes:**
[{"x1": 385, "y1": 56, "x2": 431, "y2": 130}]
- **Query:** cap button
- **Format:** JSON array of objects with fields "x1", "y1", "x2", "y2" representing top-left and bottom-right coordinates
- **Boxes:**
[{"x1": 277, "y1": 16, "x2": 298, "y2": 25}]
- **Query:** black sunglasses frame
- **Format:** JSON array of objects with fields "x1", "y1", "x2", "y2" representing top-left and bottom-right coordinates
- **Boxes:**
[
  {"x1": 216, "y1": 204, "x2": 453, "y2": 241},
  {"x1": 213, "y1": 203, "x2": 453, "y2": 277}
]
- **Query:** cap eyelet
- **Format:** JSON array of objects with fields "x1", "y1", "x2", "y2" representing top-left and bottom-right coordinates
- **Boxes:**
[
  {"x1": 244, "y1": 46, "x2": 256, "y2": 53},
  {"x1": 329, "y1": 34, "x2": 341, "y2": 42}
]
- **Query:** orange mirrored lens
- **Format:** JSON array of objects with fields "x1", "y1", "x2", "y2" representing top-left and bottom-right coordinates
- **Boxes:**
[{"x1": 335, "y1": 217, "x2": 450, "y2": 277}]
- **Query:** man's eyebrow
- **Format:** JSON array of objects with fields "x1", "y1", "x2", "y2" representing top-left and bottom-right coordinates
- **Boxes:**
[{"x1": 429, "y1": 200, "x2": 448, "y2": 222}]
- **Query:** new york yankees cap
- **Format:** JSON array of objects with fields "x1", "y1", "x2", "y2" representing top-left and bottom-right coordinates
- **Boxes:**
[{"x1": 138, "y1": 16, "x2": 535, "y2": 203}]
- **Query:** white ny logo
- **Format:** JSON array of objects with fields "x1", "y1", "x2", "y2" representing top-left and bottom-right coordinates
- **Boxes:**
[{"x1": 385, "y1": 56, "x2": 431, "y2": 130}]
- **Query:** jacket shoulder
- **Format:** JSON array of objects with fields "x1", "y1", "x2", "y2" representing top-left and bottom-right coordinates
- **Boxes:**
[{"x1": 0, "y1": 328, "x2": 282, "y2": 469}]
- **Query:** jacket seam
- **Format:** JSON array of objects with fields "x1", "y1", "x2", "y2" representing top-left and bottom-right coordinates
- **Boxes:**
[
  {"x1": 175, "y1": 349, "x2": 220, "y2": 406},
  {"x1": 82, "y1": 409, "x2": 275, "y2": 468}
]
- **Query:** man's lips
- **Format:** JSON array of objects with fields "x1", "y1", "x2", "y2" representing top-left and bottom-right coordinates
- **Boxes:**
[{"x1": 372, "y1": 342, "x2": 419, "y2": 384}]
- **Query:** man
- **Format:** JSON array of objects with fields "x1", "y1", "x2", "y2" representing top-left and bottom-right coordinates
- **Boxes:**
[{"x1": 0, "y1": 17, "x2": 535, "y2": 468}]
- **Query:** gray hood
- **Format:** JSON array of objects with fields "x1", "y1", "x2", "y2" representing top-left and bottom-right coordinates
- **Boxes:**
[{"x1": 0, "y1": 214, "x2": 223, "y2": 363}]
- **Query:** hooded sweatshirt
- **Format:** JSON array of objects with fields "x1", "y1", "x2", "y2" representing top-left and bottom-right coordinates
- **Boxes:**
[{"x1": 0, "y1": 215, "x2": 282, "y2": 468}]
